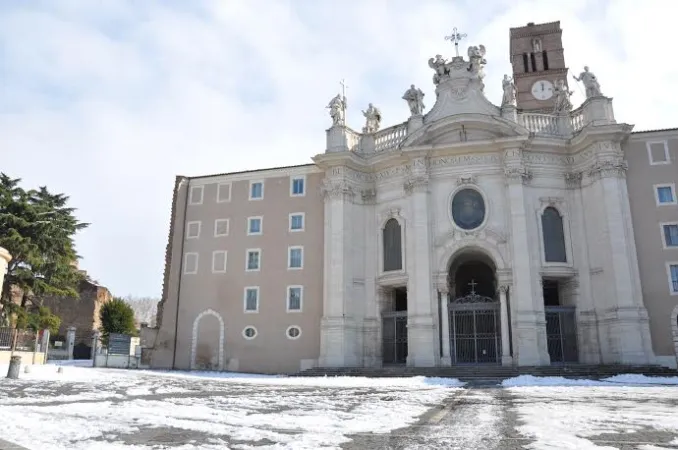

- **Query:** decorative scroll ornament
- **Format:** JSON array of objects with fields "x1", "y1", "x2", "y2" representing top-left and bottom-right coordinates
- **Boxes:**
[
  {"x1": 451, "y1": 292, "x2": 496, "y2": 304},
  {"x1": 588, "y1": 160, "x2": 628, "y2": 179}
]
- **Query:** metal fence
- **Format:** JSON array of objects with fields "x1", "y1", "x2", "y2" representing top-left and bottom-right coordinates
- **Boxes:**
[{"x1": 0, "y1": 327, "x2": 39, "y2": 351}]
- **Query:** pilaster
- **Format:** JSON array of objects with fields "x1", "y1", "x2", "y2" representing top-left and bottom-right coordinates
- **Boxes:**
[
  {"x1": 404, "y1": 158, "x2": 437, "y2": 367},
  {"x1": 585, "y1": 140, "x2": 655, "y2": 364},
  {"x1": 318, "y1": 177, "x2": 360, "y2": 367},
  {"x1": 498, "y1": 285, "x2": 513, "y2": 366},
  {"x1": 503, "y1": 147, "x2": 550, "y2": 366}
]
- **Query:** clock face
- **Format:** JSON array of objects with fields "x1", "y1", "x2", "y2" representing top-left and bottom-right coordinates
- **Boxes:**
[{"x1": 531, "y1": 80, "x2": 554, "y2": 100}]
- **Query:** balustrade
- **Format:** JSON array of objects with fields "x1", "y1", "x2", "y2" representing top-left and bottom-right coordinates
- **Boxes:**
[{"x1": 373, "y1": 123, "x2": 408, "y2": 152}]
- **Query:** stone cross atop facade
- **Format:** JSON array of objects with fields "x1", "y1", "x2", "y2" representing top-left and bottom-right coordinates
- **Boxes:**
[
  {"x1": 444, "y1": 27, "x2": 467, "y2": 57},
  {"x1": 339, "y1": 78, "x2": 348, "y2": 119}
]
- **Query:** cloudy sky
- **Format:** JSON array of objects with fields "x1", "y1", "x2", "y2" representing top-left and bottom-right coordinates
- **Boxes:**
[{"x1": 1, "y1": 0, "x2": 673, "y2": 298}]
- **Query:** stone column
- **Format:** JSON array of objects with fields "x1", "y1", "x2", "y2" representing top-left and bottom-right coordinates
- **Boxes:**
[
  {"x1": 0, "y1": 247, "x2": 11, "y2": 297},
  {"x1": 439, "y1": 286, "x2": 451, "y2": 366},
  {"x1": 503, "y1": 148, "x2": 550, "y2": 366},
  {"x1": 404, "y1": 158, "x2": 437, "y2": 367},
  {"x1": 498, "y1": 285, "x2": 513, "y2": 365},
  {"x1": 588, "y1": 155, "x2": 654, "y2": 364},
  {"x1": 66, "y1": 326, "x2": 76, "y2": 360},
  {"x1": 319, "y1": 178, "x2": 359, "y2": 367},
  {"x1": 91, "y1": 330, "x2": 101, "y2": 361},
  {"x1": 41, "y1": 329, "x2": 50, "y2": 361}
]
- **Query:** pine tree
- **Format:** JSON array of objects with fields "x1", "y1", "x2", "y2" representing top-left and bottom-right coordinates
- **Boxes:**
[
  {"x1": 99, "y1": 298, "x2": 137, "y2": 343},
  {"x1": 0, "y1": 173, "x2": 89, "y2": 325}
]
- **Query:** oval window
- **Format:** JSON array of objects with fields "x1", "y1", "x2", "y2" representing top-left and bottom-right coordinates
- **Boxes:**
[
  {"x1": 286, "y1": 326, "x2": 301, "y2": 340},
  {"x1": 451, "y1": 188, "x2": 486, "y2": 230},
  {"x1": 242, "y1": 326, "x2": 257, "y2": 340}
]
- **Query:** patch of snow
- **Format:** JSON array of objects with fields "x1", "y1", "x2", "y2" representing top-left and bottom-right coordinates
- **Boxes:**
[
  {"x1": 48, "y1": 359, "x2": 94, "y2": 367},
  {"x1": 508, "y1": 385, "x2": 678, "y2": 449},
  {"x1": 601, "y1": 374, "x2": 678, "y2": 385},
  {"x1": 501, "y1": 375, "x2": 609, "y2": 387}
]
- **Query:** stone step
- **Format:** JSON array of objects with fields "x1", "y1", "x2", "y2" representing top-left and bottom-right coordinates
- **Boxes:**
[{"x1": 294, "y1": 364, "x2": 677, "y2": 380}]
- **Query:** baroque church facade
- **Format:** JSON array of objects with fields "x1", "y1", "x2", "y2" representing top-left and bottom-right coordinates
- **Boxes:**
[{"x1": 140, "y1": 21, "x2": 678, "y2": 373}]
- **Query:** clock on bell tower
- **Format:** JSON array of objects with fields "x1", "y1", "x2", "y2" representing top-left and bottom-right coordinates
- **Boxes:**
[{"x1": 509, "y1": 21, "x2": 569, "y2": 112}]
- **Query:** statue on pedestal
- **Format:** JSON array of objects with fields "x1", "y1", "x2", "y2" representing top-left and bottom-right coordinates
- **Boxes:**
[
  {"x1": 327, "y1": 94, "x2": 346, "y2": 126},
  {"x1": 362, "y1": 103, "x2": 382, "y2": 133},
  {"x1": 501, "y1": 74, "x2": 516, "y2": 106},
  {"x1": 573, "y1": 66, "x2": 602, "y2": 98},
  {"x1": 553, "y1": 79, "x2": 573, "y2": 113},
  {"x1": 402, "y1": 84, "x2": 426, "y2": 116}
]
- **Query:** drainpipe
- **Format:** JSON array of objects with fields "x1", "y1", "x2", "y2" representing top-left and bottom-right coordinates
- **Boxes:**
[{"x1": 171, "y1": 177, "x2": 189, "y2": 370}]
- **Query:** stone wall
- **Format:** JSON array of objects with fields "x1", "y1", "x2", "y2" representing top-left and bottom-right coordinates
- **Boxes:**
[{"x1": 39, "y1": 279, "x2": 112, "y2": 341}]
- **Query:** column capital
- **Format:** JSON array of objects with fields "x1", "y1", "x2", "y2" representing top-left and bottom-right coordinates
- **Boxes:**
[
  {"x1": 498, "y1": 284, "x2": 510, "y2": 294},
  {"x1": 404, "y1": 175, "x2": 429, "y2": 195}
]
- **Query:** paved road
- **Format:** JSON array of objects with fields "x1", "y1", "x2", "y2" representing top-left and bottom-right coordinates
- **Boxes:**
[{"x1": 342, "y1": 387, "x2": 532, "y2": 449}]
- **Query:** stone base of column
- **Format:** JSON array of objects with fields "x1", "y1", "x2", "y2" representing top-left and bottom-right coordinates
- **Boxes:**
[
  {"x1": 598, "y1": 306, "x2": 655, "y2": 365},
  {"x1": 513, "y1": 310, "x2": 551, "y2": 366},
  {"x1": 406, "y1": 314, "x2": 437, "y2": 367},
  {"x1": 319, "y1": 316, "x2": 360, "y2": 367},
  {"x1": 501, "y1": 355, "x2": 514, "y2": 366},
  {"x1": 440, "y1": 356, "x2": 452, "y2": 366}
]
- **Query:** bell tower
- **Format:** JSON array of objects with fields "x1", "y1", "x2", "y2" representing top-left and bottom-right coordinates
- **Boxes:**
[{"x1": 509, "y1": 21, "x2": 569, "y2": 112}]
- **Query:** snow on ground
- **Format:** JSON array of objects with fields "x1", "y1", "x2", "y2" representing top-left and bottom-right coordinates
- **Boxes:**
[
  {"x1": 502, "y1": 374, "x2": 678, "y2": 387},
  {"x1": 507, "y1": 382, "x2": 678, "y2": 449},
  {"x1": 0, "y1": 363, "x2": 462, "y2": 450}
]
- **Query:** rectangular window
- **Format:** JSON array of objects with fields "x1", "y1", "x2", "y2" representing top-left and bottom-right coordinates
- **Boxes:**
[
  {"x1": 186, "y1": 221, "x2": 201, "y2": 239},
  {"x1": 217, "y1": 183, "x2": 231, "y2": 203},
  {"x1": 530, "y1": 52, "x2": 537, "y2": 72},
  {"x1": 288, "y1": 246, "x2": 303, "y2": 269},
  {"x1": 189, "y1": 186, "x2": 203, "y2": 205},
  {"x1": 667, "y1": 263, "x2": 678, "y2": 294},
  {"x1": 250, "y1": 181, "x2": 264, "y2": 200},
  {"x1": 212, "y1": 251, "x2": 227, "y2": 273},
  {"x1": 542, "y1": 50, "x2": 549, "y2": 70},
  {"x1": 244, "y1": 287, "x2": 259, "y2": 312},
  {"x1": 655, "y1": 184, "x2": 676, "y2": 205},
  {"x1": 183, "y1": 252, "x2": 198, "y2": 275},
  {"x1": 214, "y1": 219, "x2": 230, "y2": 237},
  {"x1": 522, "y1": 53, "x2": 529, "y2": 72},
  {"x1": 247, "y1": 217, "x2": 262, "y2": 235},
  {"x1": 289, "y1": 213, "x2": 305, "y2": 232},
  {"x1": 662, "y1": 224, "x2": 678, "y2": 247},
  {"x1": 246, "y1": 249, "x2": 261, "y2": 271},
  {"x1": 648, "y1": 141, "x2": 670, "y2": 165},
  {"x1": 287, "y1": 286, "x2": 303, "y2": 312},
  {"x1": 291, "y1": 176, "x2": 306, "y2": 196}
]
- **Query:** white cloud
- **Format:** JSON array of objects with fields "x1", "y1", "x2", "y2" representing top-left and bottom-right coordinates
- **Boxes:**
[{"x1": 1, "y1": 0, "x2": 674, "y2": 296}]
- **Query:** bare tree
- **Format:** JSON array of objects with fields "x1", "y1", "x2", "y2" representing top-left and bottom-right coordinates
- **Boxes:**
[{"x1": 124, "y1": 295, "x2": 159, "y2": 327}]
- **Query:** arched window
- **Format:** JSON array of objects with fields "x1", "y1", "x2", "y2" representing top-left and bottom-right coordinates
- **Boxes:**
[
  {"x1": 383, "y1": 218, "x2": 402, "y2": 271},
  {"x1": 542, "y1": 207, "x2": 567, "y2": 263}
]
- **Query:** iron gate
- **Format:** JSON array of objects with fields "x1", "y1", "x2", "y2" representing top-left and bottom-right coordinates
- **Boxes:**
[
  {"x1": 382, "y1": 311, "x2": 407, "y2": 365},
  {"x1": 449, "y1": 294, "x2": 501, "y2": 364},
  {"x1": 545, "y1": 306, "x2": 578, "y2": 363}
]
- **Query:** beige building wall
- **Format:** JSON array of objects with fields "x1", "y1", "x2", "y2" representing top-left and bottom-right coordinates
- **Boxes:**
[
  {"x1": 148, "y1": 165, "x2": 325, "y2": 374},
  {"x1": 625, "y1": 129, "x2": 678, "y2": 366}
]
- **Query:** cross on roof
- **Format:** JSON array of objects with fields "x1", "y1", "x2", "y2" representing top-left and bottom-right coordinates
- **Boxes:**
[
  {"x1": 444, "y1": 27, "x2": 467, "y2": 57},
  {"x1": 468, "y1": 279, "x2": 478, "y2": 295},
  {"x1": 340, "y1": 78, "x2": 348, "y2": 99}
]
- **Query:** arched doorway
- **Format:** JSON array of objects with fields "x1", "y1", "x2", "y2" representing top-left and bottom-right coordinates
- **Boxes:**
[{"x1": 447, "y1": 251, "x2": 501, "y2": 364}]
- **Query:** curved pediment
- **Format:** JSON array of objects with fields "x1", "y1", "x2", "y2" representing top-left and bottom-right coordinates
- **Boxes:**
[{"x1": 400, "y1": 114, "x2": 530, "y2": 148}]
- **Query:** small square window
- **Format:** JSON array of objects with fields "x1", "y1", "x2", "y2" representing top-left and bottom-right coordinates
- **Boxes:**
[
  {"x1": 288, "y1": 247, "x2": 303, "y2": 269},
  {"x1": 287, "y1": 286, "x2": 303, "y2": 312},
  {"x1": 183, "y1": 253, "x2": 199, "y2": 275},
  {"x1": 648, "y1": 141, "x2": 670, "y2": 165},
  {"x1": 214, "y1": 219, "x2": 230, "y2": 237},
  {"x1": 186, "y1": 221, "x2": 201, "y2": 239},
  {"x1": 655, "y1": 184, "x2": 676, "y2": 205},
  {"x1": 247, "y1": 217, "x2": 262, "y2": 235},
  {"x1": 246, "y1": 249, "x2": 261, "y2": 271},
  {"x1": 291, "y1": 176, "x2": 305, "y2": 196},
  {"x1": 189, "y1": 186, "x2": 204, "y2": 205},
  {"x1": 250, "y1": 181, "x2": 264, "y2": 200},
  {"x1": 662, "y1": 224, "x2": 678, "y2": 247},
  {"x1": 217, "y1": 183, "x2": 231, "y2": 203},
  {"x1": 244, "y1": 287, "x2": 259, "y2": 313},
  {"x1": 290, "y1": 213, "x2": 304, "y2": 232},
  {"x1": 667, "y1": 263, "x2": 678, "y2": 295},
  {"x1": 212, "y1": 251, "x2": 227, "y2": 273}
]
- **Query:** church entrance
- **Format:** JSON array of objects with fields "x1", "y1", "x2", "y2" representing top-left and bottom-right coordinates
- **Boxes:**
[
  {"x1": 382, "y1": 287, "x2": 408, "y2": 365},
  {"x1": 448, "y1": 257, "x2": 501, "y2": 364}
]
